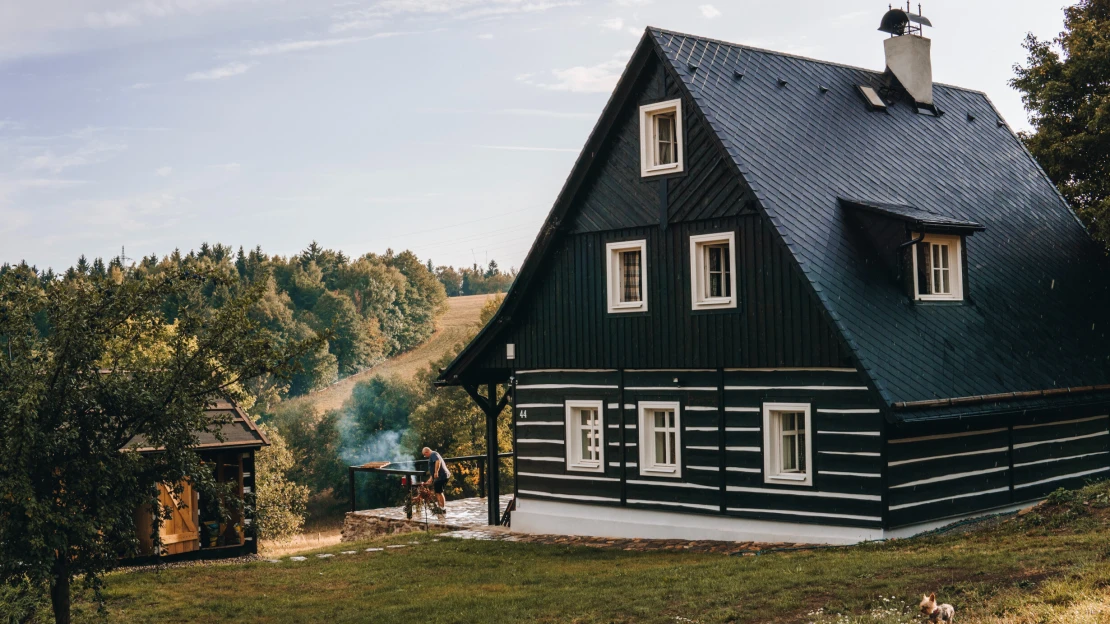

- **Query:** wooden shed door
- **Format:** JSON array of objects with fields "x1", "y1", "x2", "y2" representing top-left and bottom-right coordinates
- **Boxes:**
[{"x1": 158, "y1": 481, "x2": 200, "y2": 555}]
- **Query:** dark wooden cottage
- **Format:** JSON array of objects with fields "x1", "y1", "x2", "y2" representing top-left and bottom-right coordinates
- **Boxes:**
[
  {"x1": 437, "y1": 11, "x2": 1110, "y2": 543},
  {"x1": 128, "y1": 400, "x2": 268, "y2": 560}
]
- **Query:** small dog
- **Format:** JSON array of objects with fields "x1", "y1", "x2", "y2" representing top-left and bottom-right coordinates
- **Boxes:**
[{"x1": 919, "y1": 593, "x2": 955, "y2": 623}]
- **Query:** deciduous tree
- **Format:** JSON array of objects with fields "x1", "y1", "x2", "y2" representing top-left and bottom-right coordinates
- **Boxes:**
[
  {"x1": 1012, "y1": 0, "x2": 1110, "y2": 246},
  {"x1": 0, "y1": 268, "x2": 311, "y2": 624}
]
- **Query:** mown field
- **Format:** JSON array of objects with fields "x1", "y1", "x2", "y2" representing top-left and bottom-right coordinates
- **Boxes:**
[{"x1": 54, "y1": 482, "x2": 1110, "y2": 624}]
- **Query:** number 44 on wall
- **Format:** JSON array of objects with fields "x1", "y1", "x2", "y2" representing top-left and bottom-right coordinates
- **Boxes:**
[{"x1": 519, "y1": 409, "x2": 527, "y2": 419}]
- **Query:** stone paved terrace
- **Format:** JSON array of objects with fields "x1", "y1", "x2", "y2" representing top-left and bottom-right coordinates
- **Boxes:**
[{"x1": 342, "y1": 496, "x2": 511, "y2": 542}]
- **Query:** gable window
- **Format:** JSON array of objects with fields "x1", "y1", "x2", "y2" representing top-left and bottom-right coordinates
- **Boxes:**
[
  {"x1": 640, "y1": 100, "x2": 684, "y2": 177},
  {"x1": 606, "y1": 240, "x2": 648, "y2": 313},
  {"x1": 689, "y1": 232, "x2": 738, "y2": 310},
  {"x1": 565, "y1": 400, "x2": 604, "y2": 472},
  {"x1": 638, "y1": 401, "x2": 681, "y2": 478},
  {"x1": 912, "y1": 234, "x2": 963, "y2": 301},
  {"x1": 762, "y1": 403, "x2": 813, "y2": 487}
]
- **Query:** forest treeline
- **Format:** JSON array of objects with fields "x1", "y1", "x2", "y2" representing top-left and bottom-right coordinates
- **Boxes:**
[
  {"x1": 2, "y1": 243, "x2": 514, "y2": 411},
  {"x1": 433, "y1": 259, "x2": 515, "y2": 296}
]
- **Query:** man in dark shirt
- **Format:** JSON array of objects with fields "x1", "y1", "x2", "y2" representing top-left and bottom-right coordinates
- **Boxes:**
[{"x1": 422, "y1": 447, "x2": 450, "y2": 512}]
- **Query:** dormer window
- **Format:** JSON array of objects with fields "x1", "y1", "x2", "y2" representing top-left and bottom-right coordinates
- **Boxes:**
[
  {"x1": 606, "y1": 240, "x2": 647, "y2": 313},
  {"x1": 913, "y1": 234, "x2": 963, "y2": 301},
  {"x1": 640, "y1": 100, "x2": 684, "y2": 177}
]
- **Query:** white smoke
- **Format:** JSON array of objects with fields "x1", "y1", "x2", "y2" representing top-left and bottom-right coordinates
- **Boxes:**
[{"x1": 340, "y1": 429, "x2": 409, "y2": 466}]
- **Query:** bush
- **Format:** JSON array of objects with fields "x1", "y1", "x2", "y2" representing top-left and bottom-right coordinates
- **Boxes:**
[{"x1": 254, "y1": 425, "x2": 310, "y2": 542}]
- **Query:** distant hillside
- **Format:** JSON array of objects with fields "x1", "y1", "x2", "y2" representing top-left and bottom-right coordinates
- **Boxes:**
[{"x1": 284, "y1": 294, "x2": 490, "y2": 414}]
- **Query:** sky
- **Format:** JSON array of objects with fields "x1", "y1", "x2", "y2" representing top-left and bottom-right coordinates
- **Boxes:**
[{"x1": 0, "y1": 0, "x2": 1069, "y2": 273}]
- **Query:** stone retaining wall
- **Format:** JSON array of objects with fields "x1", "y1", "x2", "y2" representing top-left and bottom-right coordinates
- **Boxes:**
[{"x1": 341, "y1": 513, "x2": 453, "y2": 542}]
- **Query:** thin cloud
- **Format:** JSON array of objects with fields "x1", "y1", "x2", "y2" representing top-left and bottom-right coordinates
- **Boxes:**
[
  {"x1": 517, "y1": 57, "x2": 626, "y2": 93},
  {"x1": 497, "y1": 108, "x2": 593, "y2": 119},
  {"x1": 456, "y1": 1, "x2": 580, "y2": 19},
  {"x1": 365, "y1": 0, "x2": 580, "y2": 19},
  {"x1": 84, "y1": 0, "x2": 256, "y2": 29},
  {"x1": 213, "y1": 162, "x2": 241, "y2": 172},
  {"x1": 329, "y1": 7, "x2": 388, "y2": 33},
  {"x1": 699, "y1": 4, "x2": 721, "y2": 19},
  {"x1": 477, "y1": 33, "x2": 494, "y2": 39},
  {"x1": 248, "y1": 30, "x2": 437, "y2": 55},
  {"x1": 155, "y1": 166, "x2": 172, "y2": 177},
  {"x1": 21, "y1": 142, "x2": 127, "y2": 173},
  {"x1": 186, "y1": 61, "x2": 256, "y2": 81},
  {"x1": 600, "y1": 17, "x2": 624, "y2": 30},
  {"x1": 476, "y1": 145, "x2": 577, "y2": 152}
]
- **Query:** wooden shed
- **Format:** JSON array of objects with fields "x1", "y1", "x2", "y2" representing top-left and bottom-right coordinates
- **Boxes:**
[{"x1": 129, "y1": 400, "x2": 268, "y2": 561}]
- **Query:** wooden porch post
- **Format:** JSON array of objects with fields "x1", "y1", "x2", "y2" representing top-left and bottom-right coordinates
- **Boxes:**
[
  {"x1": 486, "y1": 382, "x2": 500, "y2": 526},
  {"x1": 464, "y1": 381, "x2": 510, "y2": 526}
]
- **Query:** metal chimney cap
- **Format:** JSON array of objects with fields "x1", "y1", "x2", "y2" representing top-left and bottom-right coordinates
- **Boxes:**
[{"x1": 878, "y1": 9, "x2": 932, "y2": 35}]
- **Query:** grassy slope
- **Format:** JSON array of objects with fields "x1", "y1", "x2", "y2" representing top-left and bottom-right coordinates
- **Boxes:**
[
  {"x1": 72, "y1": 484, "x2": 1110, "y2": 624},
  {"x1": 284, "y1": 294, "x2": 490, "y2": 414}
]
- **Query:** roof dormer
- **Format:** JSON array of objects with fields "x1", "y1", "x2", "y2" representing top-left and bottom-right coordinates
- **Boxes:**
[{"x1": 840, "y1": 197, "x2": 984, "y2": 303}]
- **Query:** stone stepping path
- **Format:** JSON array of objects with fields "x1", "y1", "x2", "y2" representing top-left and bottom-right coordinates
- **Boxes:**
[{"x1": 274, "y1": 541, "x2": 419, "y2": 563}]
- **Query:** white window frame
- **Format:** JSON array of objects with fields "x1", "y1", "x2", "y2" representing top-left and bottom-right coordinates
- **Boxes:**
[
  {"x1": 911, "y1": 234, "x2": 963, "y2": 301},
  {"x1": 689, "y1": 231, "x2": 738, "y2": 310},
  {"x1": 605, "y1": 239, "x2": 648, "y2": 314},
  {"x1": 638, "y1": 401, "x2": 682, "y2": 478},
  {"x1": 639, "y1": 99, "x2": 684, "y2": 177},
  {"x1": 762, "y1": 402, "x2": 813, "y2": 487},
  {"x1": 565, "y1": 400, "x2": 605, "y2": 473}
]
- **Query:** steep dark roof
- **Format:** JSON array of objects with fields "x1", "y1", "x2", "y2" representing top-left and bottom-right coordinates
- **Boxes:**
[
  {"x1": 652, "y1": 28, "x2": 1110, "y2": 410},
  {"x1": 439, "y1": 27, "x2": 1110, "y2": 419}
]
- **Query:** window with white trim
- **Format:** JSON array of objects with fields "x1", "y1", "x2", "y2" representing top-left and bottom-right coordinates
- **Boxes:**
[
  {"x1": 689, "y1": 231, "x2": 738, "y2": 310},
  {"x1": 638, "y1": 401, "x2": 681, "y2": 477},
  {"x1": 605, "y1": 240, "x2": 647, "y2": 314},
  {"x1": 640, "y1": 100, "x2": 684, "y2": 177},
  {"x1": 762, "y1": 403, "x2": 812, "y2": 486},
  {"x1": 912, "y1": 234, "x2": 963, "y2": 301},
  {"x1": 565, "y1": 400, "x2": 604, "y2": 472}
]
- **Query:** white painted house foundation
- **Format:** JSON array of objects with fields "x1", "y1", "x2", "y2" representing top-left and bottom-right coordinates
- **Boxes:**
[{"x1": 511, "y1": 497, "x2": 1038, "y2": 545}]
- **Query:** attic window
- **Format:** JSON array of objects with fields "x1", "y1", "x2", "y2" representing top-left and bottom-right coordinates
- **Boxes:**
[
  {"x1": 640, "y1": 99, "x2": 684, "y2": 177},
  {"x1": 606, "y1": 240, "x2": 648, "y2": 313},
  {"x1": 858, "y1": 86, "x2": 886, "y2": 111},
  {"x1": 689, "y1": 231, "x2": 738, "y2": 310},
  {"x1": 912, "y1": 234, "x2": 963, "y2": 301}
]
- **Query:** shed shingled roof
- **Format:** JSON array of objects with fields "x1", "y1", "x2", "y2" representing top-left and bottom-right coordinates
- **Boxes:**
[
  {"x1": 438, "y1": 28, "x2": 1110, "y2": 418},
  {"x1": 126, "y1": 400, "x2": 269, "y2": 453}
]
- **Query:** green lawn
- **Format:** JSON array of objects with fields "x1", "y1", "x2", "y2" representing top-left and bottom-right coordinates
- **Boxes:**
[{"x1": 55, "y1": 483, "x2": 1110, "y2": 623}]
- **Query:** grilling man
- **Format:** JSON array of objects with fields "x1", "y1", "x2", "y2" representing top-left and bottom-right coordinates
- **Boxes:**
[{"x1": 422, "y1": 447, "x2": 450, "y2": 513}]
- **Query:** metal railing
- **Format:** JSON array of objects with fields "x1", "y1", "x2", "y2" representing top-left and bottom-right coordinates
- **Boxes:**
[{"x1": 347, "y1": 452, "x2": 513, "y2": 512}]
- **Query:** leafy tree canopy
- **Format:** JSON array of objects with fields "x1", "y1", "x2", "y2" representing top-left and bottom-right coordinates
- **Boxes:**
[
  {"x1": 1012, "y1": 0, "x2": 1110, "y2": 246},
  {"x1": 0, "y1": 266, "x2": 314, "y2": 623}
]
